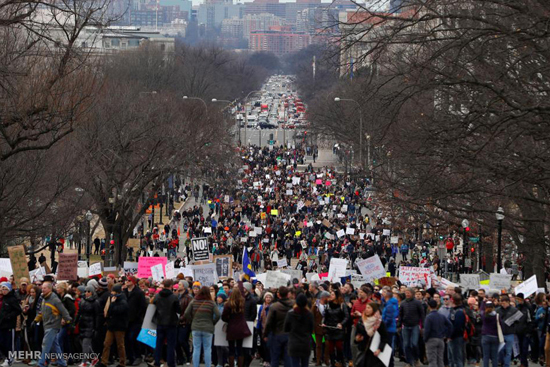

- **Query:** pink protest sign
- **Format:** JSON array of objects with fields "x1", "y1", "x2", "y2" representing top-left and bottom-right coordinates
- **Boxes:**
[
  {"x1": 325, "y1": 181, "x2": 331, "y2": 186},
  {"x1": 138, "y1": 257, "x2": 168, "y2": 278},
  {"x1": 315, "y1": 179, "x2": 322, "y2": 185}
]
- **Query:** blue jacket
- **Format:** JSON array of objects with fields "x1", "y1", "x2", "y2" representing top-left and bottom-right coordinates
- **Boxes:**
[
  {"x1": 449, "y1": 306, "x2": 466, "y2": 339},
  {"x1": 424, "y1": 310, "x2": 453, "y2": 342},
  {"x1": 382, "y1": 297, "x2": 398, "y2": 333}
]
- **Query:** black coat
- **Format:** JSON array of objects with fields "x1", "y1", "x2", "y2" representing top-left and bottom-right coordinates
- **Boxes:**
[
  {"x1": 244, "y1": 293, "x2": 259, "y2": 322},
  {"x1": 323, "y1": 301, "x2": 349, "y2": 341},
  {"x1": 62, "y1": 294, "x2": 76, "y2": 321},
  {"x1": 0, "y1": 291, "x2": 22, "y2": 330},
  {"x1": 355, "y1": 319, "x2": 389, "y2": 367},
  {"x1": 153, "y1": 289, "x2": 180, "y2": 326},
  {"x1": 284, "y1": 308, "x2": 314, "y2": 357},
  {"x1": 77, "y1": 296, "x2": 100, "y2": 338},
  {"x1": 106, "y1": 294, "x2": 129, "y2": 331},
  {"x1": 125, "y1": 286, "x2": 147, "y2": 325}
]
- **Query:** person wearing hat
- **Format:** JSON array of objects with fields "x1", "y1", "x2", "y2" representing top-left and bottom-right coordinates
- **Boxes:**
[
  {"x1": 98, "y1": 284, "x2": 129, "y2": 367},
  {"x1": 423, "y1": 299, "x2": 452, "y2": 367},
  {"x1": 75, "y1": 286, "x2": 100, "y2": 367},
  {"x1": 92, "y1": 278, "x2": 111, "y2": 360},
  {"x1": 34, "y1": 282, "x2": 72, "y2": 367},
  {"x1": 284, "y1": 294, "x2": 314, "y2": 367},
  {"x1": 0, "y1": 282, "x2": 22, "y2": 367},
  {"x1": 54, "y1": 283, "x2": 76, "y2": 363},
  {"x1": 123, "y1": 276, "x2": 147, "y2": 366},
  {"x1": 240, "y1": 282, "x2": 259, "y2": 367},
  {"x1": 15, "y1": 277, "x2": 29, "y2": 301},
  {"x1": 151, "y1": 279, "x2": 181, "y2": 367},
  {"x1": 514, "y1": 293, "x2": 531, "y2": 367}
]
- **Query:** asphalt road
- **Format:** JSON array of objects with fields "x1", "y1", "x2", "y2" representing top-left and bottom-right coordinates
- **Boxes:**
[{"x1": 237, "y1": 127, "x2": 298, "y2": 148}]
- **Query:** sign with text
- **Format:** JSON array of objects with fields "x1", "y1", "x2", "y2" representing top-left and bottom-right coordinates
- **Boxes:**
[
  {"x1": 514, "y1": 275, "x2": 538, "y2": 298},
  {"x1": 328, "y1": 258, "x2": 348, "y2": 282},
  {"x1": 399, "y1": 266, "x2": 431, "y2": 287},
  {"x1": 89, "y1": 262, "x2": 103, "y2": 277},
  {"x1": 192, "y1": 237, "x2": 209, "y2": 262},
  {"x1": 138, "y1": 257, "x2": 168, "y2": 278},
  {"x1": 151, "y1": 263, "x2": 165, "y2": 282},
  {"x1": 57, "y1": 253, "x2": 78, "y2": 281},
  {"x1": 192, "y1": 263, "x2": 218, "y2": 286},
  {"x1": 214, "y1": 255, "x2": 232, "y2": 279},
  {"x1": 277, "y1": 258, "x2": 288, "y2": 268},
  {"x1": 124, "y1": 262, "x2": 139, "y2": 276},
  {"x1": 489, "y1": 273, "x2": 512, "y2": 290},
  {"x1": 8, "y1": 245, "x2": 29, "y2": 286},
  {"x1": 356, "y1": 255, "x2": 386, "y2": 282},
  {"x1": 264, "y1": 270, "x2": 291, "y2": 289},
  {"x1": 460, "y1": 274, "x2": 480, "y2": 289}
]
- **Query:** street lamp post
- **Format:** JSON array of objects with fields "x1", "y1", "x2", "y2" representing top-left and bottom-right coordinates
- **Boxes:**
[
  {"x1": 334, "y1": 97, "x2": 364, "y2": 170},
  {"x1": 496, "y1": 207, "x2": 505, "y2": 272},
  {"x1": 85, "y1": 210, "x2": 93, "y2": 264},
  {"x1": 182, "y1": 96, "x2": 208, "y2": 113}
]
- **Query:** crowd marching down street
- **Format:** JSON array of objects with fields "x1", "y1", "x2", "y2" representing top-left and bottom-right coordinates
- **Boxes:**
[{"x1": 0, "y1": 144, "x2": 546, "y2": 367}]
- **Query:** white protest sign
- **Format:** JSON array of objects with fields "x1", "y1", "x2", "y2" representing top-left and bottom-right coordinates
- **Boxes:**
[
  {"x1": 192, "y1": 264, "x2": 218, "y2": 286},
  {"x1": 286, "y1": 190, "x2": 293, "y2": 196},
  {"x1": 328, "y1": 258, "x2": 348, "y2": 281},
  {"x1": 264, "y1": 271, "x2": 290, "y2": 289},
  {"x1": 0, "y1": 258, "x2": 13, "y2": 277},
  {"x1": 151, "y1": 263, "x2": 165, "y2": 282},
  {"x1": 390, "y1": 236, "x2": 399, "y2": 244},
  {"x1": 178, "y1": 267, "x2": 194, "y2": 278},
  {"x1": 165, "y1": 262, "x2": 175, "y2": 279},
  {"x1": 336, "y1": 229, "x2": 345, "y2": 238},
  {"x1": 307, "y1": 221, "x2": 313, "y2": 228},
  {"x1": 514, "y1": 275, "x2": 538, "y2": 298},
  {"x1": 255, "y1": 227, "x2": 263, "y2": 235},
  {"x1": 281, "y1": 269, "x2": 302, "y2": 282},
  {"x1": 460, "y1": 274, "x2": 480, "y2": 289},
  {"x1": 439, "y1": 277, "x2": 459, "y2": 290},
  {"x1": 29, "y1": 267, "x2": 46, "y2": 282},
  {"x1": 382, "y1": 229, "x2": 391, "y2": 236},
  {"x1": 346, "y1": 227, "x2": 355, "y2": 235},
  {"x1": 214, "y1": 321, "x2": 254, "y2": 348},
  {"x1": 203, "y1": 227, "x2": 212, "y2": 234},
  {"x1": 277, "y1": 258, "x2": 288, "y2": 268},
  {"x1": 77, "y1": 261, "x2": 89, "y2": 278},
  {"x1": 356, "y1": 255, "x2": 386, "y2": 282},
  {"x1": 292, "y1": 177, "x2": 301, "y2": 185},
  {"x1": 255, "y1": 272, "x2": 268, "y2": 285},
  {"x1": 89, "y1": 262, "x2": 103, "y2": 277},
  {"x1": 490, "y1": 273, "x2": 512, "y2": 290},
  {"x1": 399, "y1": 266, "x2": 431, "y2": 287},
  {"x1": 124, "y1": 261, "x2": 139, "y2": 276}
]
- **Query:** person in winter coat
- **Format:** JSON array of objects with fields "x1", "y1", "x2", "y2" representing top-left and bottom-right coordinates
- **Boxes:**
[
  {"x1": 177, "y1": 281, "x2": 193, "y2": 366},
  {"x1": 241, "y1": 282, "x2": 259, "y2": 367},
  {"x1": 284, "y1": 294, "x2": 314, "y2": 367},
  {"x1": 312, "y1": 291, "x2": 330, "y2": 367},
  {"x1": 98, "y1": 284, "x2": 129, "y2": 367},
  {"x1": 355, "y1": 302, "x2": 389, "y2": 367},
  {"x1": 398, "y1": 288, "x2": 425, "y2": 367},
  {"x1": 481, "y1": 301, "x2": 501, "y2": 367},
  {"x1": 514, "y1": 294, "x2": 532, "y2": 367},
  {"x1": 76, "y1": 286, "x2": 100, "y2": 367},
  {"x1": 152, "y1": 279, "x2": 181, "y2": 367},
  {"x1": 322, "y1": 289, "x2": 349, "y2": 367},
  {"x1": 497, "y1": 295, "x2": 522, "y2": 367},
  {"x1": 382, "y1": 286, "x2": 398, "y2": 367},
  {"x1": 423, "y1": 300, "x2": 452, "y2": 367},
  {"x1": 184, "y1": 286, "x2": 221, "y2": 367},
  {"x1": 257, "y1": 292, "x2": 273, "y2": 366},
  {"x1": 123, "y1": 276, "x2": 147, "y2": 366},
  {"x1": 222, "y1": 288, "x2": 252, "y2": 367},
  {"x1": 0, "y1": 282, "x2": 22, "y2": 366},
  {"x1": 22, "y1": 285, "x2": 42, "y2": 365},
  {"x1": 264, "y1": 286, "x2": 295, "y2": 367},
  {"x1": 55, "y1": 283, "x2": 76, "y2": 360}
]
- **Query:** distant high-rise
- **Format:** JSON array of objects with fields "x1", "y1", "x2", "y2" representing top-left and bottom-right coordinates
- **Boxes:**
[{"x1": 389, "y1": 0, "x2": 404, "y2": 13}]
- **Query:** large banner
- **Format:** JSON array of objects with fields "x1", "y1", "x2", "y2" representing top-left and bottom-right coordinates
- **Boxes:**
[{"x1": 399, "y1": 266, "x2": 431, "y2": 288}]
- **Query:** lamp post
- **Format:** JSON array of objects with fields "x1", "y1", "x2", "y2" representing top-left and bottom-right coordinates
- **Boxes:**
[
  {"x1": 496, "y1": 207, "x2": 505, "y2": 272},
  {"x1": 334, "y1": 97, "x2": 364, "y2": 170},
  {"x1": 182, "y1": 96, "x2": 208, "y2": 113},
  {"x1": 85, "y1": 210, "x2": 93, "y2": 264}
]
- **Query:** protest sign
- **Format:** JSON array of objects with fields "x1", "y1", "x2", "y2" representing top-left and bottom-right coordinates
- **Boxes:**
[
  {"x1": 57, "y1": 253, "x2": 78, "y2": 281},
  {"x1": 0, "y1": 258, "x2": 13, "y2": 278},
  {"x1": 214, "y1": 321, "x2": 254, "y2": 348},
  {"x1": 124, "y1": 262, "x2": 139, "y2": 276},
  {"x1": 378, "y1": 277, "x2": 398, "y2": 287},
  {"x1": 439, "y1": 277, "x2": 459, "y2": 290},
  {"x1": 514, "y1": 275, "x2": 538, "y2": 298},
  {"x1": 489, "y1": 273, "x2": 512, "y2": 290},
  {"x1": 271, "y1": 209, "x2": 279, "y2": 216},
  {"x1": 165, "y1": 262, "x2": 175, "y2": 279},
  {"x1": 137, "y1": 304, "x2": 157, "y2": 348},
  {"x1": 8, "y1": 245, "x2": 29, "y2": 285},
  {"x1": 214, "y1": 255, "x2": 232, "y2": 279},
  {"x1": 264, "y1": 271, "x2": 291, "y2": 289},
  {"x1": 88, "y1": 262, "x2": 104, "y2": 277},
  {"x1": 292, "y1": 177, "x2": 301, "y2": 185},
  {"x1": 322, "y1": 219, "x2": 332, "y2": 228},
  {"x1": 192, "y1": 264, "x2": 218, "y2": 286},
  {"x1": 390, "y1": 236, "x2": 399, "y2": 244},
  {"x1": 137, "y1": 257, "x2": 167, "y2": 278},
  {"x1": 382, "y1": 229, "x2": 391, "y2": 236},
  {"x1": 281, "y1": 269, "x2": 302, "y2": 282},
  {"x1": 328, "y1": 258, "x2": 348, "y2": 282},
  {"x1": 192, "y1": 237, "x2": 210, "y2": 262},
  {"x1": 151, "y1": 263, "x2": 165, "y2": 282},
  {"x1": 460, "y1": 274, "x2": 480, "y2": 289},
  {"x1": 346, "y1": 227, "x2": 355, "y2": 235},
  {"x1": 336, "y1": 229, "x2": 345, "y2": 238},
  {"x1": 277, "y1": 258, "x2": 288, "y2": 268},
  {"x1": 356, "y1": 255, "x2": 386, "y2": 282},
  {"x1": 254, "y1": 227, "x2": 263, "y2": 235},
  {"x1": 399, "y1": 266, "x2": 431, "y2": 287},
  {"x1": 29, "y1": 267, "x2": 46, "y2": 282},
  {"x1": 178, "y1": 267, "x2": 194, "y2": 278}
]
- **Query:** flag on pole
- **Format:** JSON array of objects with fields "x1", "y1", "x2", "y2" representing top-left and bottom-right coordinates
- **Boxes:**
[{"x1": 243, "y1": 247, "x2": 256, "y2": 281}]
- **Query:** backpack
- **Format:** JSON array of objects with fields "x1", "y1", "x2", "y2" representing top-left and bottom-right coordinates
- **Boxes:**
[{"x1": 463, "y1": 312, "x2": 476, "y2": 341}]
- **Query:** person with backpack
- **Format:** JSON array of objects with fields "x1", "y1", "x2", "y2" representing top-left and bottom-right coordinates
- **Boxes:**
[
  {"x1": 152, "y1": 279, "x2": 181, "y2": 367},
  {"x1": 448, "y1": 293, "x2": 466, "y2": 367}
]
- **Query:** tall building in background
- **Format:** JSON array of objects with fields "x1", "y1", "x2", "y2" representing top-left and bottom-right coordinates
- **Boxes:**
[
  {"x1": 197, "y1": 2, "x2": 244, "y2": 34},
  {"x1": 249, "y1": 25, "x2": 311, "y2": 55}
]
